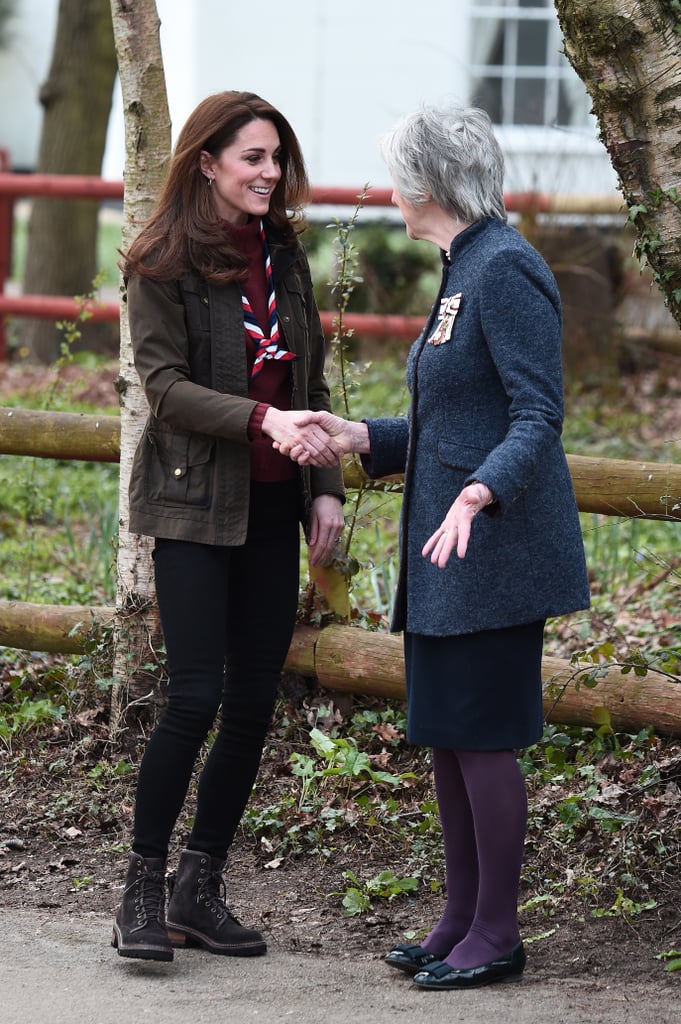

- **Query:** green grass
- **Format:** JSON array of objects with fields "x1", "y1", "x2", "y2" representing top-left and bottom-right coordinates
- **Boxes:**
[{"x1": 0, "y1": 457, "x2": 119, "y2": 604}]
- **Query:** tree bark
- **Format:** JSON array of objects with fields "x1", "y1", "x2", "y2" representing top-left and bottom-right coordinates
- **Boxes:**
[
  {"x1": 108, "y1": 0, "x2": 171, "y2": 742},
  {"x1": 22, "y1": 0, "x2": 118, "y2": 363},
  {"x1": 555, "y1": 0, "x2": 681, "y2": 326}
]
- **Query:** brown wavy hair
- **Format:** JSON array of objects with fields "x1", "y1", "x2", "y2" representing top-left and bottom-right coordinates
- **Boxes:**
[{"x1": 121, "y1": 91, "x2": 310, "y2": 284}]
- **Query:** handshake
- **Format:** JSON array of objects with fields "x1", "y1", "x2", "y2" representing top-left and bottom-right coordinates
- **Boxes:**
[{"x1": 261, "y1": 408, "x2": 370, "y2": 467}]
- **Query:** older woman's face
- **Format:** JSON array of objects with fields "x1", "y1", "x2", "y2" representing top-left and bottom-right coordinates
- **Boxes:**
[{"x1": 391, "y1": 186, "x2": 429, "y2": 241}]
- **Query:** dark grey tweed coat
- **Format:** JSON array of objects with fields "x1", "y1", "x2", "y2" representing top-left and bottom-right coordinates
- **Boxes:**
[{"x1": 364, "y1": 217, "x2": 590, "y2": 637}]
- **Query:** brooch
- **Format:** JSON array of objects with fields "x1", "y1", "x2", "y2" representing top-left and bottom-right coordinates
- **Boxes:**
[{"x1": 428, "y1": 292, "x2": 462, "y2": 346}]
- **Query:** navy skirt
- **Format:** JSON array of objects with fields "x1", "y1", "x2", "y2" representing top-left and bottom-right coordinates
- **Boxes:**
[{"x1": 403, "y1": 620, "x2": 545, "y2": 751}]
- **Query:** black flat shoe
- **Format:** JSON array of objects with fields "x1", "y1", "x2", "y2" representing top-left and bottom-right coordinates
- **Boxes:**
[
  {"x1": 412, "y1": 942, "x2": 526, "y2": 990},
  {"x1": 385, "y1": 943, "x2": 448, "y2": 975}
]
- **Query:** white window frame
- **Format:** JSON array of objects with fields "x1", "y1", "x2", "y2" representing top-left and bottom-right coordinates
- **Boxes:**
[{"x1": 469, "y1": 1, "x2": 589, "y2": 128}]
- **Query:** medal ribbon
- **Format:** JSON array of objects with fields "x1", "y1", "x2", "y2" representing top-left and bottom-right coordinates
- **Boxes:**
[{"x1": 243, "y1": 221, "x2": 298, "y2": 378}]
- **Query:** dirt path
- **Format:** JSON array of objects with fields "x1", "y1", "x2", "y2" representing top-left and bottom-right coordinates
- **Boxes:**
[{"x1": 3, "y1": 909, "x2": 679, "y2": 1024}]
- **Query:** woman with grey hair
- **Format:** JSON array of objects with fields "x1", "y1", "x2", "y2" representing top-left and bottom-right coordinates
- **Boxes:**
[{"x1": 279, "y1": 102, "x2": 589, "y2": 989}]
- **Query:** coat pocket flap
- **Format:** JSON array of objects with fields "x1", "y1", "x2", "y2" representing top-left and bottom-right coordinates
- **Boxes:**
[
  {"x1": 437, "y1": 439, "x2": 491, "y2": 472},
  {"x1": 148, "y1": 429, "x2": 214, "y2": 479}
]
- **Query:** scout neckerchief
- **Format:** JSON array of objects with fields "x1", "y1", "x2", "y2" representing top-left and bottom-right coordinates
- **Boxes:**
[{"x1": 243, "y1": 220, "x2": 298, "y2": 378}]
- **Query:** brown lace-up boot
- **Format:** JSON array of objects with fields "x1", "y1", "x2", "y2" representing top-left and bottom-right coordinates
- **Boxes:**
[
  {"x1": 111, "y1": 852, "x2": 173, "y2": 961},
  {"x1": 166, "y1": 849, "x2": 266, "y2": 956}
]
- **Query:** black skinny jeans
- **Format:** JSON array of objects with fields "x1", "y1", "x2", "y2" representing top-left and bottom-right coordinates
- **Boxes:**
[{"x1": 133, "y1": 480, "x2": 301, "y2": 861}]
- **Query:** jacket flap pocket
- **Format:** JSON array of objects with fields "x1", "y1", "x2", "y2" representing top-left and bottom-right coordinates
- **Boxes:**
[
  {"x1": 149, "y1": 429, "x2": 214, "y2": 479},
  {"x1": 437, "y1": 439, "x2": 491, "y2": 473}
]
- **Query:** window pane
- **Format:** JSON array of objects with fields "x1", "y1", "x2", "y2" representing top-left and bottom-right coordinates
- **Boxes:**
[
  {"x1": 472, "y1": 76, "x2": 503, "y2": 124},
  {"x1": 470, "y1": 18, "x2": 504, "y2": 66},
  {"x1": 514, "y1": 78, "x2": 545, "y2": 125},
  {"x1": 517, "y1": 19, "x2": 548, "y2": 65},
  {"x1": 518, "y1": 0, "x2": 549, "y2": 8}
]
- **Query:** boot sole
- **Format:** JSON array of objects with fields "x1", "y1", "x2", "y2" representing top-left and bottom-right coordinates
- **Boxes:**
[
  {"x1": 167, "y1": 926, "x2": 266, "y2": 957},
  {"x1": 111, "y1": 928, "x2": 174, "y2": 962}
]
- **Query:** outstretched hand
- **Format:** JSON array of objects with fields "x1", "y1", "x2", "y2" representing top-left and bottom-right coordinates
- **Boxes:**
[
  {"x1": 261, "y1": 408, "x2": 344, "y2": 467},
  {"x1": 422, "y1": 482, "x2": 494, "y2": 567}
]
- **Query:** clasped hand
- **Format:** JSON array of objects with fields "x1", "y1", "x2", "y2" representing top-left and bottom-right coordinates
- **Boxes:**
[
  {"x1": 272, "y1": 410, "x2": 357, "y2": 465},
  {"x1": 262, "y1": 408, "x2": 345, "y2": 467}
]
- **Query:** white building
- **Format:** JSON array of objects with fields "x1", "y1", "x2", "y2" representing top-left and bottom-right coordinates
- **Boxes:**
[{"x1": 0, "y1": 0, "x2": 620, "y2": 197}]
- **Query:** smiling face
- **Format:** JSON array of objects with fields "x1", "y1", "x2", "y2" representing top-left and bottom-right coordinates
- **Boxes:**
[{"x1": 200, "y1": 118, "x2": 282, "y2": 225}]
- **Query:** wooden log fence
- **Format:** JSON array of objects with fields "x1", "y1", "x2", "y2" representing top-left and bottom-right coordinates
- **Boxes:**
[
  {"x1": 0, "y1": 600, "x2": 114, "y2": 654},
  {"x1": 0, "y1": 407, "x2": 120, "y2": 462},
  {"x1": 1, "y1": 405, "x2": 680, "y2": 518},
  {"x1": 0, "y1": 605, "x2": 678, "y2": 737},
  {"x1": 1, "y1": 407, "x2": 680, "y2": 735}
]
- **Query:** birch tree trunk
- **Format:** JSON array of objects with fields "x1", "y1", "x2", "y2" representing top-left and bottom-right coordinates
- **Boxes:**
[
  {"x1": 109, "y1": 0, "x2": 170, "y2": 743},
  {"x1": 555, "y1": 0, "x2": 681, "y2": 326}
]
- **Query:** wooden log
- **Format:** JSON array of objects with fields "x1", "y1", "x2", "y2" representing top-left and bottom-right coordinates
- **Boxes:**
[
  {"x1": 0, "y1": 606, "x2": 679, "y2": 736},
  {"x1": 0, "y1": 599, "x2": 115, "y2": 653},
  {"x1": 0, "y1": 407, "x2": 120, "y2": 462},
  {"x1": 284, "y1": 624, "x2": 318, "y2": 678},
  {"x1": 299, "y1": 623, "x2": 681, "y2": 737},
  {"x1": 343, "y1": 454, "x2": 681, "y2": 521},
  {"x1": 315, "y1": 624, "x2": 406, "y2": 700},
  {"x1": 566, "y1": 453, "x2": 681, "y2": 519},
  {"x1": 623, "y1": 325, "x2": 681, "y2": 357},
  {"x1": 541, "y1": 654, "x2": 681, "y2": 736},
  {"x1": 1, "y1": 408, "x2": 679, "y2": 520}
]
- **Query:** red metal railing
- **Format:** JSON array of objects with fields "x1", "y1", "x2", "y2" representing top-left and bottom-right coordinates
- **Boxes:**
[
  {"x1": 0, "y1": 160, "x2": 627, "y2": 360},
  {"x1": 0, "y1": 292, "x2": 425, "y2": 346}
]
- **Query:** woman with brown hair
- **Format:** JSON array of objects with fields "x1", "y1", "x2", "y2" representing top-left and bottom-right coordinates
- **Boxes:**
[{"x1": 111, "y1": 91, "x2": 344, "y2": 963}]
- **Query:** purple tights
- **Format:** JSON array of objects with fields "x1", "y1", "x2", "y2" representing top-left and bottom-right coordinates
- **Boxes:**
[{"x1": 423, "y1": 747, "x2": 527, "y2": 969}]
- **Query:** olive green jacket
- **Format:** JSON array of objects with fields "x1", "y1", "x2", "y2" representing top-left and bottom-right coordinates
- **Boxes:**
[{"x1": 127, "y1": 232, "x2": 344, "y2": 545}]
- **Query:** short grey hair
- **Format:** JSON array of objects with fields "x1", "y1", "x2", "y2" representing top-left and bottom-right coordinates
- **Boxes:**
[{"x1": 380, "y1": 103, "x2": 507, "y2": 224}]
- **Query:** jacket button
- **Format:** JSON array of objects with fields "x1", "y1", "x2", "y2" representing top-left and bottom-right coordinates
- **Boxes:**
[{"x1": 174, "y1": 467, "x2": 182, "y2": 477}]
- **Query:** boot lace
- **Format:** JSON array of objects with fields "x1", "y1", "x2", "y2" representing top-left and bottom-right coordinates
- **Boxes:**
[
  {"x1": 126, "y1": 864, "x2": 165, "y2": 925},
  {"x1": 197, "y1": 867, "x2": 241, "y2": 924}
]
